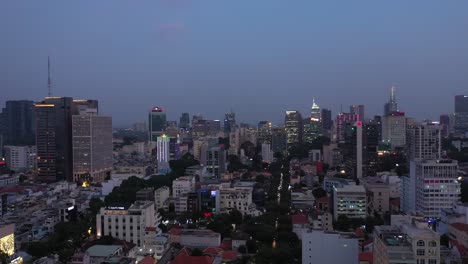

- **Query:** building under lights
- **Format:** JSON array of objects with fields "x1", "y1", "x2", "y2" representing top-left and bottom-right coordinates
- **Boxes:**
[
  {"x1": 285, "y1": 111, "x2": 303, "y2": 147},
  {"x1": 149, "y1": 107, "x2": 167, "y2": 142},
  {"x1": 156, "y1": 135, "x2": 170, "y2": 174}
]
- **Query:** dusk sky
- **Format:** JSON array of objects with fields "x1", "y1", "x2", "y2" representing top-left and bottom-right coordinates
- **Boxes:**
[{"x1": 1, "y1": 1, "x2": 468, "y2": 127}]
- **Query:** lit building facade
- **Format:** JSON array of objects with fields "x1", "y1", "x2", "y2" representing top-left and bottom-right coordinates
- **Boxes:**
[
  {"x1": 382, "y1": 111, "x2": 407, "y2": 148},
  {"x1": 257, "y1": 121, "x2": 272, "y2": 145},
  {"x1": 149, "y1": 107, "x2": 167, "y2": 142},
  {"x1": 285, "y1": 111, "x2": 302, "y2": 147},
  {"x1": 332, "y1": 185, "x2": 367, "y2": 220},
  {"x1": 156, "y1": 135, "x2": 170, "y2": 173}
]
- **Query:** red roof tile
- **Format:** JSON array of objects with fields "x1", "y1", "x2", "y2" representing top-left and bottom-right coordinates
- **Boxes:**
[
  {"x1": 171, "y1": 254, "x2": 213, "y2": 264},
  {"x1": 139, "y1": 256, "x2": 156, "y2": 264},
  {"x1": 168, "y1": 227, "x2": 182, "y2": 236},
  {"x1": 359, "y1": 252, "x2": 373, "y2": 264},
  {"x1": 291, "y1": 213, "x2": 308, "y2": 225},
  {"x1": 450, "y1": 223, "x2": 468, "y2": 233},
  {"x1": 222, "y1": 250, "x2": 238, "y2": 261},
  {"x1": 203, "y1": 247, "x2": 222, "y2": 255}
]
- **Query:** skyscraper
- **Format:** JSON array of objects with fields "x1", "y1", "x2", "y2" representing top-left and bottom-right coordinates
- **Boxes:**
[
  {"x1": 350, "y1": 105, "x2": 364, "y2": 121},
  {"x1": 382, "y1": 111, "x2": 406, "y2": 148},
  {"x1": 302, "y1": 118, "x2": 322, "y2": 144},
  {"x1": 384, "y1": 86, "x2": 398, "y2": 116},
  {"x1": 72, "y1": 114, "x2": 112, "y2": 183},
  {"x1": 321, "y1": 108, "x2": 333, "y2": 130},
  {"x1": 179, "y1": 113, "x2": 190, "y2": 130},
  {"x1": 311, "y1": 98, "x2": 321, "y2": 120},
  {"x1": 149, "y1": 107, "x2": 167, "y2": 141},
  {"x1": 454, "y1": 95, "x2": 468, "y2": 133},
  {"x1": 206, "y1": 146, "x2": 226, "y2": 178},
  {"x1": 224, "y1": 112, "x2": 236, "y2": 134},
  {"x1": 1, "y1": 100, "x2": 35, "y2": 145},
  {"x1": 257, "y1": 121, "x2": 272, "y2": 145},
  {"x1": 157, "y1": 135, "x2": 170, "y2": 174},
  {"x1": 406, "y1": 122, "x2": 441, "y2": 161},
  {"x1": 439, "y1": 114, "x2": 450, "y2": 137},
  {"x1": 35, "y1": 97, "x2": 74, "y2": 182},
  {"x1": 285, "y1": 111, "x2": 302, "y2": 147},
  {"x1": 335, "y1": 112, "x2": 358, "y2": 143}
]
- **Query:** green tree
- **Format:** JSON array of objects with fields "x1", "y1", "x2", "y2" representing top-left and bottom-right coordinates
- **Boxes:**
[
  {"x1": 461, "y1": 180, "x2": 468, "y2": 203},
  {"x1": 238, "y1": 245, "x2": 247, "y2": 254},
  {"x1": 191, "y1": 248, "x2": 203, "y2": 256},
  {"x1": 0, "y1": 251, "x2": 9, "y2": 264},
  {"x1": 89, "y1": 197, "x2": 105, "y2": 216},
  {"x1": 312, "y1": 187, "x2": 327, "y2": 199},
  {"x1": 228, "y1": 209, "x2": 243, "y2": 225},
  {"x1": 246, "y1": 240, "x2": 258, "y2": 254}
]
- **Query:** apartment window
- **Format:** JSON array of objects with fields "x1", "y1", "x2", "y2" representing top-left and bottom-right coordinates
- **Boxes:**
[
  {"x1": 417, "y1": 240, "x2": 425, "y2": 247},
  {"x1": 416, "y1": 249, "x2": 425, "y2": 256},
  {"x1": 417, "y1": 260, "x2": 425, "y2": 264},
  {"x1": 428, "y1": 240, "x2": 437, "y2": 247},
  {"x1": 428, "y1": 260, "x2": 436, "y2": 264}
]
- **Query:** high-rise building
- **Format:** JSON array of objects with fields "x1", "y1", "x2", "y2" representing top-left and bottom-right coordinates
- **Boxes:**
[
  {"x1": 321, "y1": 108, "x2": 332, "y2": 130},
  {"x1": 179, "y1": 113, "x2": 190, "y2": 130},
  {"x1": 133, "y1": 122, "x2": 147, "y2": 132},
  {"x1": 35, "y1": 97, "x2": 74, "y2": 182},
  {"x1": 350, "y1": 105, "x2": 365, "y2": 121},
  {"x1": 285, "y1": 111, "x2": 302, "y2": 147},
  {"x1": 149, "y1": 107, "x2": 167, "y2": 141},
  {"x1": 311, "y1": 98, "x2": 321, "y2": 121},
  {"x1": 206, "y1": 120, "x2": 221, "y2": 134},
  {"x1": 72, "y1": 114, "x2": 112, "y2": 183},
  {"x1": 454, "y1": 95, "x2": 468, "y2": 133},
  {"x1": 382, "y1": 111, "x2": 406, "y2": 148},
  {"x1": 303, "y1": 118, "x2": 322, "y2": 144},
  {"x1": 271, "y1": 127, "x2": 287, "y2": 154},
  {"x1": 365, "y1": 119, "x2": 380, "y2": 175},
  {"x1": 206, "y1": 146, "x2": 226, "y2": 178},
  {"x1": 261, "y1": 143, "x2": 274, "y2": 164},
  {"x1": 156, "y1": 135, "x2": 170, "y2": 174},
  {"x1": 407, "y1": 122, "x2": 441, "y2": 161},
  {"x1": 384, "y1": 86, "x2": 398, "y2": 116},
  {"x1": 224, "y1": 112, "x2": 236, "y2": 134},
  {"x1": 335, "y1": 112, "x2": 358, "y2": 143},
  {"x1": 402, "y1": 160, "x2": 460, "y2": 219},
  {"x1": 439, "y1": 114, "x2": 450, "y2": 137},
  {"x1": 257, "y1": 121, "x2": 272, "y2": 145},
  {"x1": 1, "y1": 100, "x2": 35, "y2": 145},
  {"x1": 4, "y1": 145, "x2": 36, "y2": 172}
]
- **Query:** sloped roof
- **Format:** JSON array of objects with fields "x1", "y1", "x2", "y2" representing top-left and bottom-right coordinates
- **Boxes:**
[{"x1": 291, "y1": 213, "x2": 308, "y2": 225}]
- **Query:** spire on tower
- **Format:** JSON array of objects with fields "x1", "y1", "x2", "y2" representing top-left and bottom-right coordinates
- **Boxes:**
[
  {"x1": 47, "y1": 56, "x2": 52, "y2": 96},
  {"x1": 390, "y1": 85, "x2": 396, "y2": 103}
]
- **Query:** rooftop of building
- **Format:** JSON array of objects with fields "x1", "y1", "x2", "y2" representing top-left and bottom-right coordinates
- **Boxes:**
[
  {"x1": 173, "y1": 176, "x2": 194, "y2": 182},
  {"x1": 180, "y1": 229, "x2": 220, "y2": 238},
  {"x1": 374, "y1": 226, "x2": 412, "y2": 247},
  {"x1": 334, "y1": 184, "x2": 366, "y2": 193},
  {"x1": 86, "y1": 245, "x2": 122, "y2": 257},
  {"x1": 450, "y1": 223, "x2": 468, "y2": 233},
  {"x1": 291, "y1": 213, "x2": 309, "y2": 225}
]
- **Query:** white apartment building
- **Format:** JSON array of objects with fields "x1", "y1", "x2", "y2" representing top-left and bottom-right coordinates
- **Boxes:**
[
  {"x1": 302, "y1": 230, "x2": 359, "y2": 264},
  {"x1": 332, "y1": 185, "x2": 367, "y2": 220},
  {"x1": 4, "y1": 145, "x2": 36, "y2": 171},
  {"x1": 172, "y1": 176, "x2": 195, "y2": 198},
  {"x1": 96, "y1": 201, "x2": 157, "y2": 247},
  {"x1": 362, "y1": 179, "x2": 390, "y2": 216},
  {"x1": 382, "y1": 113, "x2": 407, "y2": 148},
  {"x1": 154, "y1": 186, "x2": 170, "y2": 210},
  {"x1": 407, "y1": 123, "x2": 442, "y2": 160},
  {"x1": 219, "y1": 187, "x2": 253, "y2": 215},
  {"x1": 403, "y1": 159, "x2": 461, "y2": 219}
]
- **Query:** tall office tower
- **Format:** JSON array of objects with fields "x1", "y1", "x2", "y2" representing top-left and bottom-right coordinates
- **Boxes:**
[
  {"x1": 356, "y1": 121, "x2": 363, "y2": 179},
  {"x1": 439, "y1": 114, "x2": 450, "y2": 138},
  {"x1": 384, "y1": 86, "x2": 398, "y2": 116},
  {"x1": 454, "y1": 95, "x2": 468, "y2": 133},
  {"x1": 35, "y1": 97, "x2": 74, "y2": 182},
  {"x1": 285, "y1": 111, "x2": 303, "y2": 147},
  {"x1": 192, "y1": 114, "x2": 203, "y2": 126},
  {"x1": 179, "y1": 112, "x2": 190, "y2": 130},
  {"x1": 72, "y1": 99, "x2": 99, "y2": 114},
  {"x1": 382, "y1": 111, "x2": 406, "y2": 148},
  {"x1": 156, "y1": 135, "x2": 170, "y2": 174},
  {"x1": 365, "y1": 120, "x2": 380, "y2": 175},
  {"x1": 407, "y1": 122, "x2": 441, "y2": 161},
  {"x1": 372, "y1": 116, "x2": 382, "y2": 142},
  {"x1": 149, "y1": 107, "x2": 167, "y2": 142},
  {"x1": 257, "y1": 121, "x2": 272, "y2": 145},
  {"x1": 335, "y1": 112, "x2": 358, "y2": 143},
  {"x1": 342, "y1": 121, "x2": 366, "y2": 179},
  {"x1": 350, "y1": 105, "x2": 365, "y2": 121},
  {"x1": 311, "y1": 98, "x2": 321, "y2": 120},
  {"x1": 192, "y1": 119, "x2": 210, "y2": 138},
  {"x1": 72, "y1": 114, "x2": 112, "y2": 183},
  {"x1": 302, "y1": 118, "x2": 322, "y2": 144},
  {"x1": 133, "y1": 122, "x2": 147, "y2": 132},
  {"x1": 2, "y1": 100, "x2": 35, "y2": 145},
  {"x1": 224, "y1": 112, "x2": 236, "y2": 134},
  {"x1": 169, "y1": 135, "x2": 181, "y2": 160},
  {"x1": 206, "y1": 146, "x2": 226, "y2": 178},
  {"x1": 272, "y1": 127, "x2": 287, "y2": 154},
  {"x1": 321, "y1": 108, "x2": 332, "y2": 130}
]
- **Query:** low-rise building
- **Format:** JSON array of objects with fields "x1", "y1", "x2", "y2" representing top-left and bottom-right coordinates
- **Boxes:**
[
  {"x1": 219, "y1": 187, "x2": 253, "y2": 215},
  {"x1": 440, "y1": 202, "x2": 468, "y2": 235},
  {"x1": 86, "y1": 245, "x2": 124, "y2": 264},
  {"x1": 172, "y1": 176, "x2": 195, "y2": 198},
  {"x1": 301, "y1": 230, "x2": 359, "y2": 264},
  {"x1": 332, "y1": 185, "x2": 367, "y2": 220},
  {"x1": 179, "y1": 229, "x2": 221, "y2": 248},
  {"x1": 373, "y1": 226, "x2": 416, "y2": 264}
]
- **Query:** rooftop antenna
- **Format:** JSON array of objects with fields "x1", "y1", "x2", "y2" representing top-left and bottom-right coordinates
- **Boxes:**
[{"x1": 48, "y1": 56, "x2": 52, "y2": 96}]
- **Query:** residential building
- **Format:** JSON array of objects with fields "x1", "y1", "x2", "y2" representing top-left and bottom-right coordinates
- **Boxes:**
[
  {"x1": 4, "y1": 145, "x2": 36, "y2": 171},
  {"x1": 219, "y1": 187, "x2": 253, "y2": 215},
  {"x1": 148, "y1": 107, "x2": 166, "y2": 142},
  {"x1": 440, "y1": 202, "x2": 468, "y2": 234},
  {"x1": 332, "y1": 185, "x2": 367, "y2": 220},
  {"x1": 301, "y1": 230, "x2": 359, "y2": 264},
  {"x1": 179, "y1": 229, "x2": 221, "y2": 248},
  {"x1": 96, "y1": 201, "x2": 157, "y2": 247},
  {"x1": 172, "y1": 176, "x2": 195, "y2": 198},
  {"x1": 206, "y1": 146, "x2": 226, "y2": 178},
  {"x1": 373, "y1": 226, "x2": 416, "y2": 264},
  {"x1": 154, "y1": 187, "x2": 170, "y2": 210},
  {"x1": 72, "y1": 115, "x2": 112, "y2": 183},
  {"x1": 362, "y1": 179, "x2": 390, "y2": 216}
]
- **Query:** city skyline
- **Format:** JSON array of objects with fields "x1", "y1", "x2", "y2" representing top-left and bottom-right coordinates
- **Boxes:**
[{"x1": 2, "y1": 1, "x2": 468, "y2": 126}]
